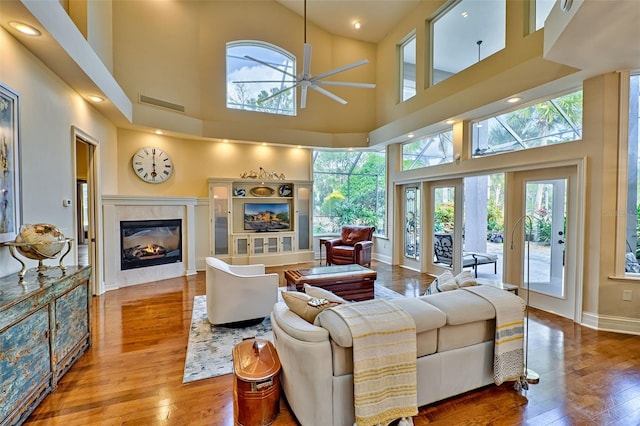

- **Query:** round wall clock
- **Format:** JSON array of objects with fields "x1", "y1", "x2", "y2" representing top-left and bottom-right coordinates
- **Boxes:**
[{"x1": 132, "y1": 147, "x2": 173, "y2": 184}]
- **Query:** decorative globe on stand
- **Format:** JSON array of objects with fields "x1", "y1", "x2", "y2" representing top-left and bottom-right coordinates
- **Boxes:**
[{"x1": 5, "y1": 223, "x2": 73, "y2": 282}]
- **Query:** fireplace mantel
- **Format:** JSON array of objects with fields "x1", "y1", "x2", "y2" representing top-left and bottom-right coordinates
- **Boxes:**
[{"x1": 102, "y1": 195, "x2": 198, "y2": 292}]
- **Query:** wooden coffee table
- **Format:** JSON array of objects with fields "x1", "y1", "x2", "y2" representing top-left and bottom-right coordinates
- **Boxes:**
[{"x1": 284, "y1": 264, "x2": 377, "y2": 301}]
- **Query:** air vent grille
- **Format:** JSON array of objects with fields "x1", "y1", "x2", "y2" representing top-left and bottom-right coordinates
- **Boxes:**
[{"x1": 139, "y1": 94, "x2": 185, "y2": 113}]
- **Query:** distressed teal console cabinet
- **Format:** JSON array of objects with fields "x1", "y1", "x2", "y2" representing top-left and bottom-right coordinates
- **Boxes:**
[{"x1": 0, "y1": 266, "x2": 91, "y2": 426}]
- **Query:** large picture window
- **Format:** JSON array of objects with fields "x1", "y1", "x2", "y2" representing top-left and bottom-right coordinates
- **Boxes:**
[
  {"x1": 472, "y1": 90, "x2": 583, "y2": 157},
  {"x1": 226, "y1": 41, "x2": 296, "y2": 116},
  {"x1": 625, "y1": 73, "x2": 640, "y2": 275},
  {"x1": 313, "y1": 150, "x2": 386, "y2": 236},
  {"x1": 432, "y1": 0, "x2": 505, "y2": 85}
]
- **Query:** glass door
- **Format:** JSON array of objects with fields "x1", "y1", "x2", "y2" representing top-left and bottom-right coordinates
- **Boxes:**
[
  {"x1": 429, "y1": 179, "x2": 463, "y2": 275},
  {"x1": 509, "y1": 166, "x2": 579, "y2": 320},
  {"x1": 525, "y1": 179, "x2": 566, "y2": 296},
  {"x1": 404, "y1": 187, "x2": 420, "y2": 260}
]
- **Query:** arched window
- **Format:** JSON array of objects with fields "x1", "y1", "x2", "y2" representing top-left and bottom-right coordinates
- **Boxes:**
[{"x1": 226, "y1": 41, "x2": 296, "y2": 116}]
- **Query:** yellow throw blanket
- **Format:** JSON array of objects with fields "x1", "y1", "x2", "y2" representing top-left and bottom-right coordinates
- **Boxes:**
[
  {"x1": 463, "y1": 285, "x2": 525, "y2": 385},
  {"x1": 329, "y1": 299, "x2": 418, "y2": 426}
]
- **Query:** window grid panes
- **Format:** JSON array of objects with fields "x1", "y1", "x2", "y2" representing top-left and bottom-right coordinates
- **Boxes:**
[
  {"x1": 472, "y1": 90, "x2": 583, "y2": 157},
  {"x1": 402, "y1": 130, "x2": 454, "y2": 170},
  {"x1": 313, "y1": 150, "x2": 386, "y2": 236},
  {"x1": 401, "y1": 34, "x2": 416, "y2": 101},
  {"x1": 226, "y1": 41, "x2": 296, "y2": 116},
  {"x1": 432, "y1": 0, "x2": 506, "y2": 85}
]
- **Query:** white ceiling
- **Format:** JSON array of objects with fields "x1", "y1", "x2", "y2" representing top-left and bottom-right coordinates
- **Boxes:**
[{"x1": 275, "y1": 0, "x2": 422, "y2": 43}]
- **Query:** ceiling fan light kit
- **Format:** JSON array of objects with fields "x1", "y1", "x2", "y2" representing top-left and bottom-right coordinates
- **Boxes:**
[{"x1": 239, "y1": 0, "x2": 375, "y2": 109}]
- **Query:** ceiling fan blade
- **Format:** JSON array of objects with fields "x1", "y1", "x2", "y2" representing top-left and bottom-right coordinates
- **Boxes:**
[
  {"x1": 232, "y1": 80, "x2": 297, "y2": 84},
  {"x1": 315, "y1": 81, "x2": 376, "y2": 89},
  {"x1": 311, "y1": 59, "x2": 369, "y2": 82},
  {"x1": 244, "y1": 55, "x2": 298, "y2": 80},
  {"x1": 310, "y1": 84, "x2": 348, "y2": 105},
  {"x1": 302, "y1": 43, "x2": 312, "y2": 79},
  {"x1": 259, "y1": 84, "x2": 298, "y2": 104},
  {"x1": 300, "y1": 86, "x2": 308, "y2": 109}
]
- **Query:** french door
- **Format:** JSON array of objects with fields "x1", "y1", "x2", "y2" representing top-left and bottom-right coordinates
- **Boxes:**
[{"x1": 508, "y1": 166, "x2": 580, "y2": 320}]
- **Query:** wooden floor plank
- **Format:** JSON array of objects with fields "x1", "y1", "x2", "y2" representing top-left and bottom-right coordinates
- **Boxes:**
[{"x1": 24, "y1": 261, "x2": 640, "y2": 425}]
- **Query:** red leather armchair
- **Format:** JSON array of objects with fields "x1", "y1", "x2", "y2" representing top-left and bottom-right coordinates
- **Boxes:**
[{"x1": 325, "y1": 225, "x2": 375, "y2": 267}]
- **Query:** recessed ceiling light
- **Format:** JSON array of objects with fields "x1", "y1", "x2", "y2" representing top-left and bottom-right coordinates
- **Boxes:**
[
  {"x1": 87, "y1": 95, "x2": 104, "y2": 102},
  {"x1": 154, "y1": 130, "x2": 163, "y2": 135},
  {"x1": 461, "y1": 11, "x2": 469, "y2": 18},
  {"x1": 223, "y1": 139, "x2": 229, "y2": 143},
  {"x1": 261, "y1": 142, "x2": 267, "y2": 146},
  {"x1": 353, "y1": 21, "x2": 361, "y2": 30},
  {"x1": 9, "y1": 21, "x2": 41, "y2": 36},
  {"x1": 446, "y1": 119, "x2": 456, "y2": 125},
  {"x1": 407, "y1": 133, "x2": 414, "y2": 138},
  {"x1": 506, "y1": 97, "x2": 522, "y2": 104}
]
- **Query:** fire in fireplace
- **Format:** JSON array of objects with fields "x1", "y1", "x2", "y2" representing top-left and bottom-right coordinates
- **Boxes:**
[{"x1": 120, "y1": 219, "x2": 182, "y2": 270}]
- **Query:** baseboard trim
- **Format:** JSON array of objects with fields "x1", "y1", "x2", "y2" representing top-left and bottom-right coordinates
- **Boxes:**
[{"x1": 581, "y1": 311, "x2": 640, "y2": 335}]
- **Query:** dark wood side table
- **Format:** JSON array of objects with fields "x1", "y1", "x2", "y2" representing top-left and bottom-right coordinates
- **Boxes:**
[{"x1": 318, "y1": 237, "x2": 330, "y2": 265}]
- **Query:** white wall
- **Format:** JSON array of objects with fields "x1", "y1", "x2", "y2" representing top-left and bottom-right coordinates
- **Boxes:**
[{"x1": 0, "y1": 26, "x2": 117, "y2": 277}]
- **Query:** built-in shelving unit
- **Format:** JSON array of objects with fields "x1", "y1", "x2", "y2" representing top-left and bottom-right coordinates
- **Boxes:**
[{"x1": 208, "y1": 178, "x2": 313, "y2": 265}]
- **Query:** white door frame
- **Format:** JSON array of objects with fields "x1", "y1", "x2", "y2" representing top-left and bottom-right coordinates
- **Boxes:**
[
  {"x1": 507, "y1": 164, "x2": 584, "y2": 322},
  {"x1": 72, "y1": 126, "x2": 103, "y2": 296}
]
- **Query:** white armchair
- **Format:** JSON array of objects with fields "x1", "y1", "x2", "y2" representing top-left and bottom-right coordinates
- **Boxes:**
[{"x1": 205, "y1": 257, "x2": 279, "y2": 326}]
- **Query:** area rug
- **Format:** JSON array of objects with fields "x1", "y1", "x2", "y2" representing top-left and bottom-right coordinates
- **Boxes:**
[{"x1": 182, "y1": 284, "x2": 404, "y2": 383}]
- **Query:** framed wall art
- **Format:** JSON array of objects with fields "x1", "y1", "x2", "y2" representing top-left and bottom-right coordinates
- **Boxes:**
[{"x1": 0, "y1": 83, "x2": 20, "y2": 243}]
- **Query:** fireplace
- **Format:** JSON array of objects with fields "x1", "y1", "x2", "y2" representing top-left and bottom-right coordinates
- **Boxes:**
[{"x1": 120, "y1": 219, "x2": 182, "y2": 270}]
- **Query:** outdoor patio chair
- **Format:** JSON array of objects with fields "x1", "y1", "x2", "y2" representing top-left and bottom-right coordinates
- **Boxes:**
[{"x1": 433, "y1": 232, "x2": 498, "y2": 278}]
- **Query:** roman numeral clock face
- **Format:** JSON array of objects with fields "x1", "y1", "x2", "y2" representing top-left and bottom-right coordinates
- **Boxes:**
[{"x1": 132, "y1": 147, "x2": 174, "y2": 184}]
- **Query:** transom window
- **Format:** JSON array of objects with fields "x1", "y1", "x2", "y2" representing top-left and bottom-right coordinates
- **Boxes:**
[
  {"x1": 226, "y1": 41, "x2": 296, "y2": 116},
  {"x1": 432, "y1": 0, "x2": 506, "y2": 85},
  {"x1": 313, "y1": 150, "x2": 387, "y2": 236},
  {"x1": 402, "y1": 130, "x2": 454, "y2": 170},
  {"x1": 472, "y1": 90, "x2": 583, "y2": 157}
]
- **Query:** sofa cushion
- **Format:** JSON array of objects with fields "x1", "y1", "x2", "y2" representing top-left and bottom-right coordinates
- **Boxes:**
[
  {"x1": 388, "y1": 298, "x2": 446, "y2": 332},
  {"x1": 455, "y1": 271, "x2": 477, "y2": 287},
  {"x1": 281, "y1": 291, "x2": 340, "y2": 323},
  {"x1": 425, "y1": 270, "x2": 458, "y2": 294},
  {"x1": 304, "y1": 283, "x2": 348, "y2": 304},
  {"x1": 419, "y1": 289, "x2": 495, "y2": 325},
  {"x1": 316, "y1": 298, "x2": 445, "y2": 348},
  {"x1": 271, "y1": 302, "x2": 329, "y2": 343}
]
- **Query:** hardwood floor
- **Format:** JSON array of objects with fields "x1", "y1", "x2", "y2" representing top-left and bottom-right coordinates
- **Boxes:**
[{"x1": 24, "y1": 261, "x2": 640, "y2": 425}]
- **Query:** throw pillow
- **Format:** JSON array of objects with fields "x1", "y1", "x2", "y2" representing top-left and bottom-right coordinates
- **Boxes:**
[
  {"x1": 455, "y1": 271, "x2": 477, "y2": 287},
  {"x1": 303, "y1": 283, "x2": 348, "y2": 304},
  {"x1": 425, "y1": 270, "x2": 458, "y2": 294},
  {"x1": 281, "y1": 291, "x2": 339, "y2": 323}
]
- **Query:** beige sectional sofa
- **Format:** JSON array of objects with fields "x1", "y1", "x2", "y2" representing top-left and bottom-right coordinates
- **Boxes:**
[{"x1": 271, "y1": 288, "x2": 516, "y2": 425}]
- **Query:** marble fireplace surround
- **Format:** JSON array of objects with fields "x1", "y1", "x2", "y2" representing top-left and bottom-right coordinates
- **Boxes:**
[{"x1": 103, "y1": 195, "x2": 197, "y2": 291}]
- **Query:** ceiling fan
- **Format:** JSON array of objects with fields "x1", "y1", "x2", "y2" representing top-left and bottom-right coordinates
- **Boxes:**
[{"x1": 235, "y1": 0, "x2": 376, "y2": 109}]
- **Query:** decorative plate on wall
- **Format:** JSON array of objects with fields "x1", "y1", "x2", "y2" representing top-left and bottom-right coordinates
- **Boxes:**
[
  {"x1": 250, "y1": 187, "x2": 275, "y2": 197},
  {"x1": 233, "y1": 188, "x2": 246, "y2": 197},
  {"x1": 278, "y1": 184, "x2": 292, "y2": 197}
]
